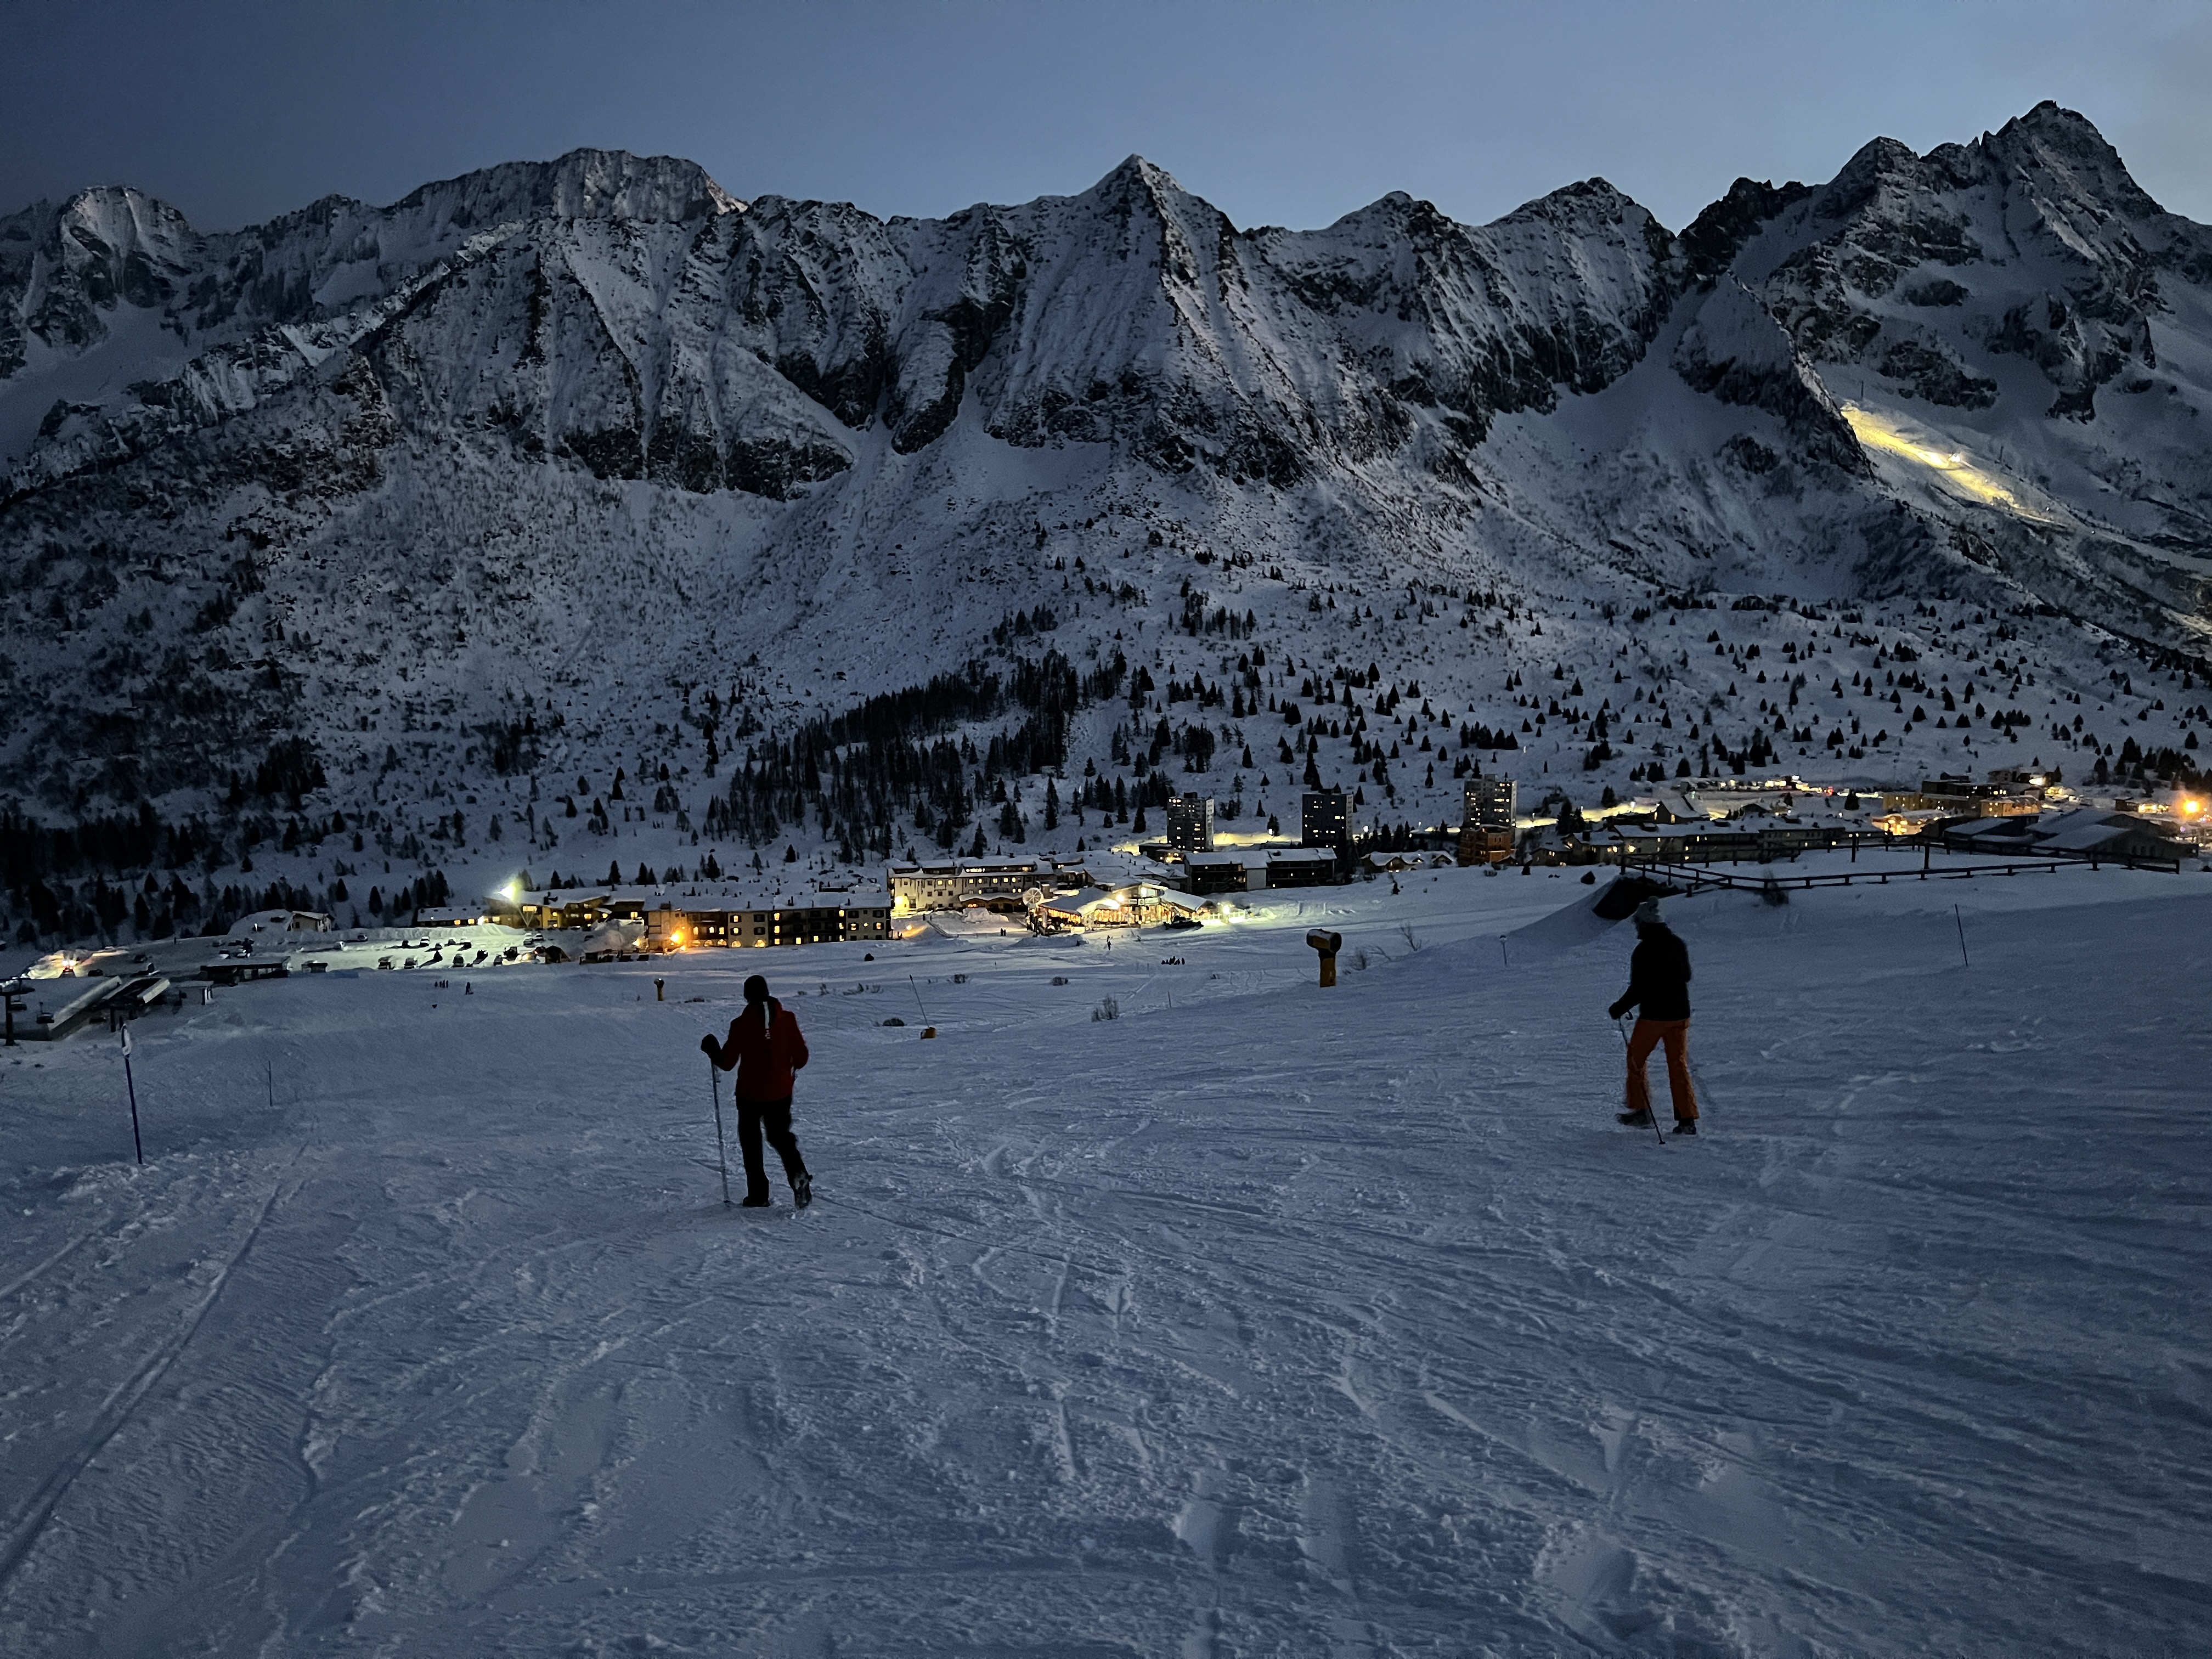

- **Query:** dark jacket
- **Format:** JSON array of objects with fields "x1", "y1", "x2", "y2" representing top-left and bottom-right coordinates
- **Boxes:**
[
  {"x1": 1609, "y1": 926, "x2": 1691, "y2": 1022},
  {"x1": 709, "y1": 1000, "x2": 810, "y2": 1101}
]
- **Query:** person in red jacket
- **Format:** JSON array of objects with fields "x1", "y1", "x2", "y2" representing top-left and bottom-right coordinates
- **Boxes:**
[{"x1": 701, "y1": 974, "x2": 813, "y2": 1207}]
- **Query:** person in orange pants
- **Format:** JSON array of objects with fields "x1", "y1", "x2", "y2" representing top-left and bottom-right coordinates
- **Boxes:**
[{"x1": 1607, "y1": 900, "x2": 1700, "y2": 1136}]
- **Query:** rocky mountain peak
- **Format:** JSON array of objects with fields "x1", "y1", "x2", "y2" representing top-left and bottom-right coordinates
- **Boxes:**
[
  {"x1": 2, "y1": 102, "x2": 2210, "y2": 848},
  {"x1": 1981, "y1": 101, "x2": 2177, "y2": 256},
  {"x1": 381, "y1": 146, "x2": 743, "y2": 231}
]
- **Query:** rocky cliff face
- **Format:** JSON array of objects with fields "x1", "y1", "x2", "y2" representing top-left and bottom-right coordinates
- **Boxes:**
[{"x1": 1, "y1": 105, "x2": 2208, "y2": 859}]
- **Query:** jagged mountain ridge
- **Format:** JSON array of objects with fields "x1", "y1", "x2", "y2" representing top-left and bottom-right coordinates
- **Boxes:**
[
  {"x1": 1, "y1": 152, "x2": 1691, "y2": 496},
  {"x1": 2, "y1": 103, "x2": 2210, "y2": 896}
]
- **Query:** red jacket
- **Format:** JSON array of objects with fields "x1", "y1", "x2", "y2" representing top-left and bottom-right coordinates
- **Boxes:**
[{"x1": 713, "y1": 1002, "x2": 809, "y2": 1101}]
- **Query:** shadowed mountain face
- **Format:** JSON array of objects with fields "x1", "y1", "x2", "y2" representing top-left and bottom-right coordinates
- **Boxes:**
[
  {"x1": 0, "y1": 152, "x2": 1686, "y2": 498},
  {"x1": 0, "y1": 103, "x2": 2208, "y2": 825}
]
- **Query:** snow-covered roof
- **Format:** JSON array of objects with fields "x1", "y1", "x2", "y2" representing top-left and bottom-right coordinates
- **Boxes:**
[
  {"x1": 228, "y1": 909, "x2": 333, "y2": 935},
  {"x1": 571, "y1": 919, "x2": 645, "y2": 958},
  {"x1": 667, "y1": 891, "x2": 889, "y2": 912},
  {"x1": 1039, "y1": 883, "x2": 1205, "y2": 918}
]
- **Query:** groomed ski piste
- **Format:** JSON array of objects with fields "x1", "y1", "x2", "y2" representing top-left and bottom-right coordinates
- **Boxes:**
[{"x1": 2, "y1": 857, "x2": 2206, "y2": 1656}]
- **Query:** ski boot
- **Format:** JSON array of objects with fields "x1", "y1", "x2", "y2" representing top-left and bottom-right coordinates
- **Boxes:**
[
  {"x1": 1672, "y1": 1119, "x2": 1698, "y2": 1137},
  {"x1": 792, "y1": 1172, "x2": 813, "y2": 1210},
  {"x1": 1617, "y1": 1109, "x2": 1654, "y2": 1127}
]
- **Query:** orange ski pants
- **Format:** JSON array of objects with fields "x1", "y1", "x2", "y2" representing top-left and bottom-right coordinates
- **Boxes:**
[{"x1": 1624, "y1": 1018, "x2": 1699, "y2": 1121}]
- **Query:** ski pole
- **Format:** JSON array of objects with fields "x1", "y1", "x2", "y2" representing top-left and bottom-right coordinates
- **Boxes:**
[
  {"x1": 909, "y1": 974, "x2": 929, "y2": 1022},
  {"x1": 121, "y1": 1025, "x2": 144, "y2": 1166},
  {"x1": 707, "y1": 1055, "x2": 731, "y2": 1207},
  {"x1": 1616, "y1": 1014, "x2": 1664, "y2": 1146},
  {"x1": 1953, "y1": 905, "x2": 1970, "y2": 969}
]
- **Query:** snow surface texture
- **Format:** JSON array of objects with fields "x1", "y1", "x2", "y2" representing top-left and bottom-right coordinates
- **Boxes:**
[
  {"x1": 3, "y1": 101, "x2": 2212, "y2": 898},
  {"x1": 2, "y1": 861, "x2": 2207, "y2": 1655}
]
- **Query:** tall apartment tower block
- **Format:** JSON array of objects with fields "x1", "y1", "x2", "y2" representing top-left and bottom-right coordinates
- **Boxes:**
[
  {"x1": 1300, "y1": 787, "x2": 1349, "y2": 852},
  {"x1": 1459, "y1": 778, "x2": 1517, "y2": 866},
  {"x1": 1165, "y1": 793, "x2": 1216, "y2": 857}
]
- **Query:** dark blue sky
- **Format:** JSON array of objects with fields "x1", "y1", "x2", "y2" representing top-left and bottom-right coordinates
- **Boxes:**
[{"x1": 5, "y1": 0, "x2": 2209, "y2": 234}]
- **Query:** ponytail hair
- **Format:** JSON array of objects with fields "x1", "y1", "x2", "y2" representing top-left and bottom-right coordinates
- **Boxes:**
[{"x1": 743, "y1": 973, "x2": 773, "y2": 1036}]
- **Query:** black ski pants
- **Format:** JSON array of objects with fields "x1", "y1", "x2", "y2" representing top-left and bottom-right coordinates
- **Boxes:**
[{"x1": 737, "y1": 1094, "x2": 808, "y2": 1202}]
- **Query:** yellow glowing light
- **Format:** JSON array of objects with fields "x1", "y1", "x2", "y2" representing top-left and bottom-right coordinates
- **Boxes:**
[{"x1": 1839, "y1": 404, "x2": 2060, "y2": 523}]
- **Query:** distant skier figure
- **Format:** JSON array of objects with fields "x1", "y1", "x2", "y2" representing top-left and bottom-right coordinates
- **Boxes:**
[
  {"x1": 1607, "y1": 900, "x2": 1700, "y2": 1137},
  {"x1": 701, "y1": 974, "x2": 814, "y2": 1207}
]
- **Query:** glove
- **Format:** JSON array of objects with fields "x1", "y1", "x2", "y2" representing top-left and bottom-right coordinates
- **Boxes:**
[
  {"x1": 1606, "y1": 1001, "x2": 1629, "y2": 1021},
  {"x1": 699, "y1": 1034, "x2": 718, "y2": 1057}
]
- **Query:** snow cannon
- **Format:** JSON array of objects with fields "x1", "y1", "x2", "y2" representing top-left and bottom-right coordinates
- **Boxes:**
[{"x1": 1306, "y1": 929, "x2": 1342, "y2": 989}]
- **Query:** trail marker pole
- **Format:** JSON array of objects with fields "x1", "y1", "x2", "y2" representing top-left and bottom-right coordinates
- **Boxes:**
[
  {"x1": 707, "y1": 1057, "x2": 731, "y2": 1207},
  {"x1": 1954, "y1": 905, "x2": 1971, "y2": 969},
  {"x1": 909, "y1": 974, "x2": 929, "y2": 1022},
  {"x1": 1616, "y1": 1014, "x2": 1665, "y2": 1146},
  {"x1": 121, "y1": 1025, "x2": 144, "y2": 1166}
]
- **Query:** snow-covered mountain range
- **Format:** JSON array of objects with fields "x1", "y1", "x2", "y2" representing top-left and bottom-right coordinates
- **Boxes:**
[{"x1": 3, "y1": 103, "x2": 2211, "y2": 937}]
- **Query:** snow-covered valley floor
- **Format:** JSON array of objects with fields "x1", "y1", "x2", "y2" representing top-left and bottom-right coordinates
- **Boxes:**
[{"x1": 2, "y1": 861, "x2": 2207, "y2": 1656}]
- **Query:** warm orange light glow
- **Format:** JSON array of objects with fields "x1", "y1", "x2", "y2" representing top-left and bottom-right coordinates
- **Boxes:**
[{"x1": 1839, "y1": 404, "x2": 2061, "y2": 523}]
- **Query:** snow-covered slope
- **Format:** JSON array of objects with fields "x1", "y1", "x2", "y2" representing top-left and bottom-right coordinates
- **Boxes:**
[
  {"x1": 3, "y1": 863, "x2": 2207, "y2": 1652},
  {"x1": 3, "y1": 105, "x2": 2211, "y2": 941}
]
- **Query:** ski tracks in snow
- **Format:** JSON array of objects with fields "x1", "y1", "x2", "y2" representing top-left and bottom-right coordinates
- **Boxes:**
[{"x1": 2, "y1": 871, "x2": 2209, "y2": 1653}]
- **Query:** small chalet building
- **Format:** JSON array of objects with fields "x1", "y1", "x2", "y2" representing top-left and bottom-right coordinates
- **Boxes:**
[
  {"x1": 227, "y1": 907, "x2": 335, "y2": 936},
  {"x1": 1181, "y1": 851, "x2": 1257, "y2": 894},
  {"x1": 1945, "y1": 808, "x2": 2191, "y2": 865},
  {"x1": 416, "y1": 905, "x2": 489, "y2": 928},
  {"x1": 1261, "y1": 846, "x2": 1342, "y2": 887},
  {"x1": 1176, "y1": 845, "x2": 1344, "y2": 892},
  {"x1": 1363, "y1": 850, "x2": 1456, "y2": 874}
]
